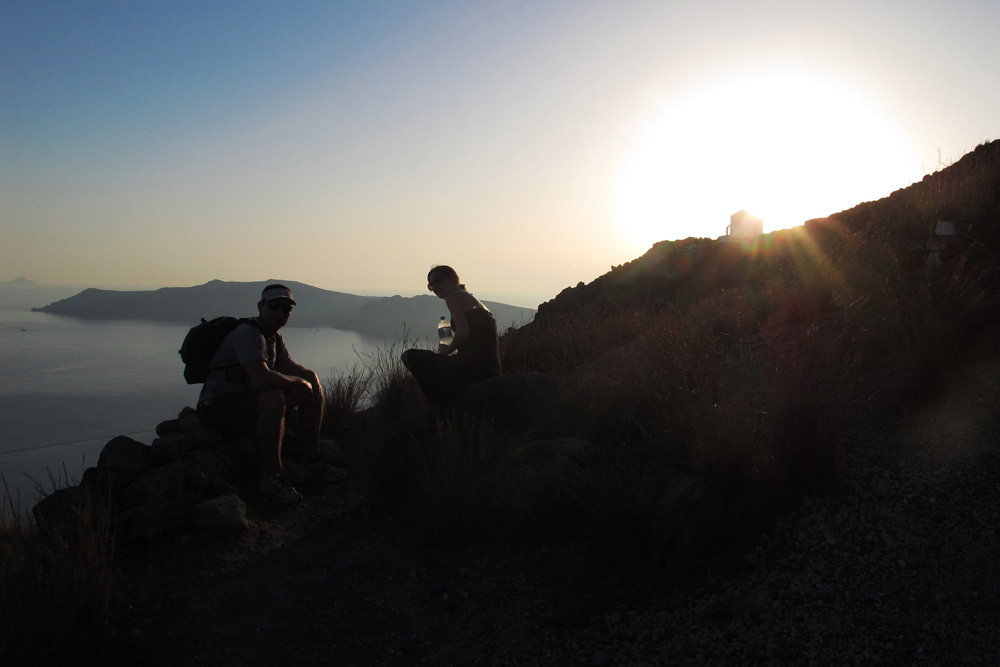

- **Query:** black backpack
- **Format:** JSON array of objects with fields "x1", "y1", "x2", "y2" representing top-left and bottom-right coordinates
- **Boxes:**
[{"x1": 179, "y1": 317, "x2": 261, "y2": 384}]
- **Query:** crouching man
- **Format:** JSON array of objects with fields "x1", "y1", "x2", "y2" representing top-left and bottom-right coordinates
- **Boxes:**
[{"x1": 197, "y1": 284, "x2": 345, "y2": 503}]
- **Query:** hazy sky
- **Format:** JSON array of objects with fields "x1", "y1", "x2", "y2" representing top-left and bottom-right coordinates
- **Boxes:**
[{"x1": 3, "y1": 1, "x2": 998, "y2": 307}]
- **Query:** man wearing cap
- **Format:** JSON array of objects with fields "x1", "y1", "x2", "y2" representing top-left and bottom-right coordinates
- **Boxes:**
[{"x1": 197, "y1": 283, "x2": 345, "y2": 503}]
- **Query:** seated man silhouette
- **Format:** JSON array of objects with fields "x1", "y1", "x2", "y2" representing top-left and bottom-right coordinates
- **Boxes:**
[{"x1": 197, "y1": 284, "x2": 344, "y2": 502}]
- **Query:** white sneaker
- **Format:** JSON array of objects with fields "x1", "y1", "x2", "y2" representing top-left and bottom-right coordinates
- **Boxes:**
[{"x1": 258, "y1": 471, "x2": 303, "y2": 503}]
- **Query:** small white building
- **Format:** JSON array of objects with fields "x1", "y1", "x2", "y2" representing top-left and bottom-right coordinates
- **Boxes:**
[{"x1": 727, "y1": 210, "x2": 763, "y2": 240}]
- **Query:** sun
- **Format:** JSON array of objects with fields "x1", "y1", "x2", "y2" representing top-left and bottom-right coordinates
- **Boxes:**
[{"x1": 613, "y1": 67, "x2": 921, "y2": 251}]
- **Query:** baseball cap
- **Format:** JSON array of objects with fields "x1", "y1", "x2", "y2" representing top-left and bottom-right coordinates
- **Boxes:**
[{"x1": 261, "y1": 285, "x2": 297, "y2": 305}]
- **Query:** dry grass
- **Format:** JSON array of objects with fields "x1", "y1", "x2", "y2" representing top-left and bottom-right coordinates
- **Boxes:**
[
  {"x1": 360, "y1": 164, "x2": 1000, "y2": 574},
  {"x1": 0, "y1": 474, "x2": 120, "y2": 666},
  {"x1": 323, "y1": 362, "x2": 374, "y2": 438}
]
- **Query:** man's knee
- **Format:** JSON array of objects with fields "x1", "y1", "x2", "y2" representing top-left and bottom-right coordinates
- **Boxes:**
[{"x1": 257, "y1": 388, "x2": 287, "y2": 415}]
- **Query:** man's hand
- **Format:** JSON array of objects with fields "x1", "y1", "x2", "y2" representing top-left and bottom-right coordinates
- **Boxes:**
[
  {"x1": 299, "y1": 372, "x2": 324, "y2": 404},
  {"x1": 309, "y1": 376, "x2": 324, "y2": 404}
]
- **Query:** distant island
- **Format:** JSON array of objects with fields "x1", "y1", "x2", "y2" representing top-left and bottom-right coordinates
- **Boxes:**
[
  {"x1": 1, "y1": 276, "x2": 42, "y2": 287},
  {"x1": 30, "y1": 279, "x2": 536, "y2": 340}
]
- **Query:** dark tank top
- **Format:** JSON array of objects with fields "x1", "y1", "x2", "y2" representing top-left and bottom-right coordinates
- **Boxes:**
[{"x1": 460, "y1": 306, "x2": 501, "y2": 380}]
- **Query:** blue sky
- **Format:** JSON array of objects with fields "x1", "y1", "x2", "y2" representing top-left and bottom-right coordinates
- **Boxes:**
[{"x1": 3, "y1": 1, "x2": 998, "y2": 307}]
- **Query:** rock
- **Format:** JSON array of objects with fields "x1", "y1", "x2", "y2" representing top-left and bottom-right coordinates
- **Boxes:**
[
  {"x1": 97, "y1": 435, "x2": 152, "y2": 489},
  {"x1": 189, "y1": 448, "x2": 232, "y2": 479},
  {"x1": 112, "y1": 446, "x2": 242, "y2": 541},
  {"x1": 190, "y1": 494, "x2": 249, "y2": 533},
  {"x1": 80, "y1": 464, "x2": 118, "y2": 500},
  {"x1": 155, "y1": 410, "x2": 199, "y2": 436},
  {"x1": 121, "y1": 458, "x2": 212, "y2": 510},
  {"x1": 150, "y1": 432, "x2": 198, "y2": 464},
  {"x1": 31, "y1": 485, "x2": 87, "y2": 533},
  {"x1": 118, "y1": 458, "x2": 214, "y2": 541},
  {"x1": 460, "y1": 372, "x2": 560, "y2": 434},
  {"x1": 319, "y1": 439, "x2": 344, "y2": 465},
  {"x1": 118, "y1": 495, "x2": 180, "y2": 542},
  {"x1": 209, "y1": 476, "x2": 240, "y2": 498},
  {"x1": 234, "y1": 433, "x2": 261, "y2": 466},
  {"x1": 155, "y1": 419, "x2": 183, "y2": 437}
]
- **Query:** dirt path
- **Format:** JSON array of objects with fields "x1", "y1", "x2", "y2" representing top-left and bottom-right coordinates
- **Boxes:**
[{"x1": 120, "y1": 476, "x2": 574, "y2": 667}]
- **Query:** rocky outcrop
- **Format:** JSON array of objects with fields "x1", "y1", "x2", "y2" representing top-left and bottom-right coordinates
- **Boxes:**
[{"x1": 32, "y1": 408, "x2": 254, "y2": 542}]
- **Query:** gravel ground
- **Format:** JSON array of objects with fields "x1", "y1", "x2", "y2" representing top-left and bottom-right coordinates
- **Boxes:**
[
  {"x1": 502, "y1": 358, "x2": 1000, "y2": 667},
  {"x1": 122, "y1": 357, "x2": 1000, "y2": 666}
]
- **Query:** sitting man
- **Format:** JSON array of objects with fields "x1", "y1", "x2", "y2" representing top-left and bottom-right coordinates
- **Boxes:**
[{"x1": 197, "y1": 284, "x2": 344, "y2": 503}]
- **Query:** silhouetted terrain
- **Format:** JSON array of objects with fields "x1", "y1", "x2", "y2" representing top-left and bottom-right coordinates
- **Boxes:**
[
  {"x1": 30, "y1": 279, "x2": 535, "y2": 340},
  {"x1": 6, "y1": 140, "x2": 1000, "y2": 667},
  {"x1": 534, "y1": 139, "x2": 1000, "y2": 323}
]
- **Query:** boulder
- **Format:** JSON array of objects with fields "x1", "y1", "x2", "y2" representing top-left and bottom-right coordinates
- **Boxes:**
[
  {"x1": 460, "y1": 372, "x2": 560, "y2": 434},
  {"x1": 31, "y1": 485, "x2": 87, "y2": 533},
  {"x1": 118, "y1": 495, "x2": 180, "y2": 542},
  {"x1": 190, "y1": 494, "x2": 249, "y2": 533},
  {"x1": 97, "y1": 436, "x2": 152, "y2": 488},
  {"x1": 154, "y1": 406, "x2": 201, "y2": 436},
  {"x1": 116, "y1": 455, "x2": 222, "y2": 542},
  {"x1": 234, "y1": 433, "x2": 262, "y2": 466},
  {"x1": 121, "y1": 458, "x2": 211, "y2": 513},
  {"x1": 189, "y1": 448, "x2": 232, "y2": 479},
  {"x1": 150, "y1": 432, "x2": 198, "y2": 464},
  {"x1": 80, "y1": 464, "x2": 118, "y2": 501},
  {"x1": 114, "y1": 451, "x2": 239, "y2": 542},
  {"x1": 155, "y1": 413, "x2": 220, "y2": 444},
  {"x1": 209, "y1": 476, "x2": 241, "y2": 498}
]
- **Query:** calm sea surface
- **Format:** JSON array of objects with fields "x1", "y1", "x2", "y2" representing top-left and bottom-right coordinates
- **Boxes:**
[{"x1": 0, "y1": 302, "x2": 379, "y2": 504}]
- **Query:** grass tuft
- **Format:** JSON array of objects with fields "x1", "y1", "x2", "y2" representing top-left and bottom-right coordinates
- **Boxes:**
[{"x1": 1, "y1": 474, "x2": 120, "y2": 666}]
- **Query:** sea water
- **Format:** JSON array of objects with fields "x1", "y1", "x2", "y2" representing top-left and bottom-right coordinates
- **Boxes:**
[{"x1": 0, "y1": 305, "x2": 379, "y2": 505}]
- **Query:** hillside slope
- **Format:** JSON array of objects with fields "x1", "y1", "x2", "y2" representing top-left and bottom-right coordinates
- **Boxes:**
[{"x1": 533, "y1": 139, "x2": 1000, "y2": 321}]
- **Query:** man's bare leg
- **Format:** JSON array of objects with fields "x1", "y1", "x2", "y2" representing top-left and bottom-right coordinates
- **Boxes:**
[
  {"x1": 298, "y1": 398, "x2": 324, "y2": 462},
  {"x1": 256, "y1": 388, "x2": 287, "y2": 474}
]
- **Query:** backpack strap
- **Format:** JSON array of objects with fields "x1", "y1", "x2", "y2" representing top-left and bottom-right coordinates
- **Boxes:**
[{"x1": 207, "y1": 319, "x2": 265, "y2": 376}]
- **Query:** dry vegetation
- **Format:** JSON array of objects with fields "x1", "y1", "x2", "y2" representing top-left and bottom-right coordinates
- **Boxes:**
[
  {"x1": 2, "y1": 140, "x2": 999, "y2": 666},
  {"x1": 349, "y1": 139, "x2": 1000, "y2": 574},
  {"x1": 1, "y1": 475, "x2": 119, "y2": 666}
]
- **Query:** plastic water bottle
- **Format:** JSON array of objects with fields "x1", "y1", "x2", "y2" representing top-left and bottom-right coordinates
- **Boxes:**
[{"x1": 437, "y1": 316, "x2": 454, "y2": 352}]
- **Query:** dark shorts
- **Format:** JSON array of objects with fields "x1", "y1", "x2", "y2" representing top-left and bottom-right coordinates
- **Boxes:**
[
  {"x1": 404, "y1": 349, "x2": 497, "y2": 404},
  {"x1": 197, "y1": 390, "x2": 261, "y2": 436}
]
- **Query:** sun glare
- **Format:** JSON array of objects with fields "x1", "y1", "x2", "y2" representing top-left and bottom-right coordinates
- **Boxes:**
[{"x1": 614, "y1": 68, "x2": 920, "y2": 250}]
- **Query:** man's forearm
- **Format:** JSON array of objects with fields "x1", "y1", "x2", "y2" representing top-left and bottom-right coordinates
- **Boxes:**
[
  {"x1": 280, "y1": 363, "x2": 318, "y2": 384},
  {"x1": 248, "y1": 366, "x2": 311, "y2": 391}
]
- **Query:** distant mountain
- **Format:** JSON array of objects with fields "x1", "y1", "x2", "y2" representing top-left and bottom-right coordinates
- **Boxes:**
[
  {"x1": 33, "y1": 279, "x2": 367, "y2": 327},
  {"x1": 0, "y1": 280, "x2": 79, "y2": 311},
  {"x1": 2, "y1": 276, "x2": 39, "y2": 286},
  {"x1": 31, "y1": 279, "x2": 536, "y2": 340}
]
